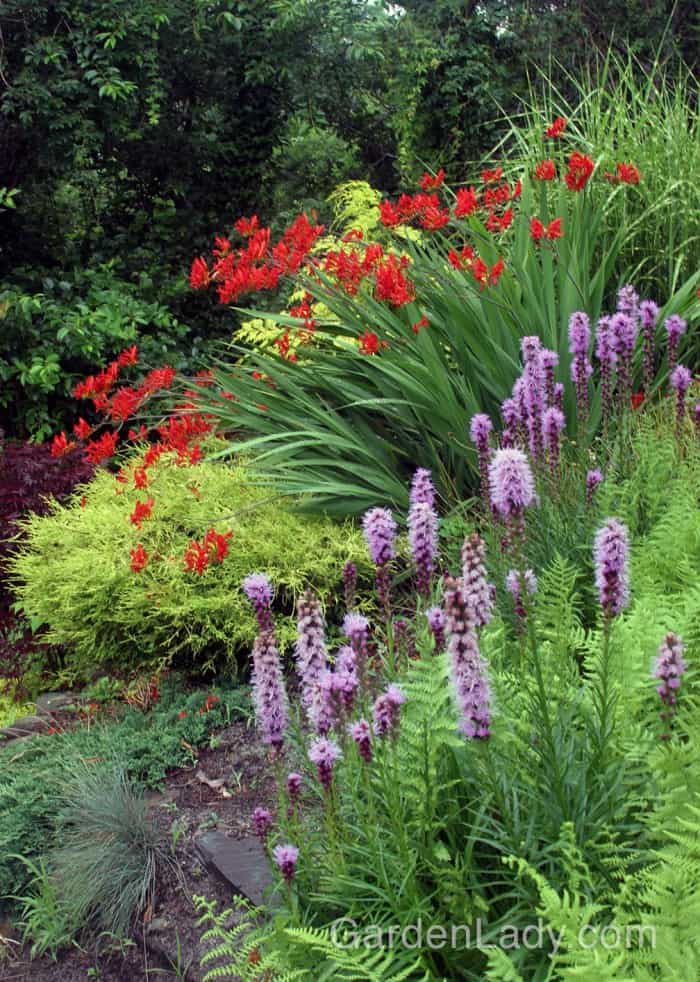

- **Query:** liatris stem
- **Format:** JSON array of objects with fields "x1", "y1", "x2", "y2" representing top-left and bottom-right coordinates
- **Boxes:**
[
  {"x1": 639, "y1": 299, "x2": 659, "y2": 393},
  {"x1": 342, "y1": 561, "x2": 357, "y2": 611}
]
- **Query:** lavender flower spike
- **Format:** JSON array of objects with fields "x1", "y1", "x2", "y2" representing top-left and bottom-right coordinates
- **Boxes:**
[
  {"x1": 349, "y1": 718, "x2": 373, "y2": 762},
  {"x1": 639, "y1": 299, "x2": 659, "y2": 392},
  {"x1": 586, "y1": 468, "x2": 603, "y2": 507},
  {"x1": 426, "y1": 605, "x2": 446, "y2": 653},
  {"x1": 654, "y1": 632, "x2": 686, "y2": 713},
  {"x1": 617, "y1": 283, "x2": 640, "y2": 322},
  {"x1": 308, "y1": 737, "x2": 342, "y2": 790},
  {"x1": 540, "y1": 349, "x2": 559, "y2": 407},
  {"x1": 670, "y1": 365, "x2": 692, "y2": 439},
  {"x1": 568, "y1": 311, "x2": 592, "y2": 424},
  {"x1": 506, "y1": 568, "x2": 537, "y2": 627},
  {"x1": 250, "y1": 630, "x2": 289, "y2": 752},
  {"x1": 410, "y1": 467, "x2": 436, "y2": 508},
  {"x1": 444, "y1": 577, "x2": 492, "y2": 739},
  {"x1": 295, "y1": 590, "x2": 327, "y2": 710},
  {"x1": 362, "y1": 507, "x2": 397, "y2": 615},
  {"x1": 593, "y1": 518, "x2": 630, "y2": 619},
  {"x1": 242, "y1": 572, "x2": 274, "y2": 631},
  {"x1": 665, "y1": 314, "x2": 687, "y2": 374},
  {"x1": 488, "y1": 448, "x2": 536, "y2": 520},
  {"x1": 542, "y1": 406, "x2": 565, "y2": 472},
  {"x1": 408, "y1": 500, "x2": 439, "y2": 596},
  {"x1": 610, "y1": 313, "x2": 637, "y2": 408},
  {"x1": 273, "y1": 844, "x2": 299, "y2": 883},
  {"x1": 372, "y1": 684, "x2": 406, "y2": 739},
  {"x1": 595, "y1": 316, "x2": 616, "y2": 420},
  {"x1": 252, "y1": 806, "x2": 273, "y2": 840},
  {"x1": 461, "y1": 532, "x2": 494, "y2": 627},
  {"x1": 469, "y1": 413, "x2": 493, "y2": 505}
]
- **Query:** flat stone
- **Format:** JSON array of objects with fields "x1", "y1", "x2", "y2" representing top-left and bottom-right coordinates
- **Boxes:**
[
  {"x1": 0, "y1": 715, "x2": 50, "y2": 740},
  {"x1": 35, "y1": 692, "x2": 74, "y2": 714},
  {"x1": 195, "y1": 831, "x2": 275, "y2": 907}
]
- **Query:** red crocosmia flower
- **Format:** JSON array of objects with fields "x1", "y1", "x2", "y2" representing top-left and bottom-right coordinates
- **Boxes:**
[
  {"x1": 420, "y1": 205, "x2": 450, "y2": 231},
  {"x1": 605, "y1": 162, "x2": 641, "y2": 185},
  {"x1": 234, "y1": 215, "x2": 259, "y2": 237},
  {"x1": 530, "y1": 217, "x2": 546, "y2": 241},
  {"x1": 342, "y1": 228, "x2": 364, "y2": 242},
  {"x1": 545, "y1": 116, "x2": 567, "y2": 138},
  {"x1": 513, "y1": 179, "x2": 523, "y2": 199},
  {"x1": 130, "y1": 543, "x2": 149, "y2": 573},
  {"x1": 128, "y1": 425, "x2": 149, "y2": 441},
  {"x1": 454, "y1": 187, "x2": 479, "y2": 217},
  {"x1": 213, "y1": 236, "x2": 232, "y2": 256},
  {"x1": 631, "y1": 391, "x2": 645, "y2": 411},
  {"x1": 379, "y1": 200, "x2": 404, "y2": 227},
  {"x1": 50, "y1": 432, "x2": 76, "y2": 457},
  {"x1": 84, "y1": 431, "x2": 119, "y2": 465},
  {"x1": 359, "y1": 330, "x2": 380, "y2": 355},
  {"x1": 184, "y1": 540, "x2": 210, "y2": 574},
  {"x1": 489, "y1": 259, "x2": 505, "y2": 286},
  {"x1": 534, "y1": 159, "x2": 557, "y2": 180},
  {"x1": 117, "y1": 345, "x2": 138, "y2": 367},
  {"x1": 73, "y1": 418, "x2": 92, "y2": 440},
  {"x1": 420, "y1": 168, "x2": 445, "y2": 190},
  {"x1": 178, "y1": 710, "x2": 188, "y2": 720},
  {"x1": 374, "y1": 254, "x2": 415, "y2": 306},
  {"x1": 188, "y1": 445, "x2": 203, "y2": 465},
  {"x1": 481, "y1": 166, "x2": 503, "y2": 183},
  {"x1": 130, "y1": 496, "x2": 154, "y2": 529},
  {"x1": 546, "y1": 218, "x2": 563, "y2": 240},
  {"x1": 108, "y1": 386, "x2": 143, "y2": 422},
  {"x1": 134, "y1": 467, "x2": 149, "y2": 489},
  {"x1": 189, "y1": 256, "x2": 210, "y2": 289},
  {"x1": 412, "y1": 315, "x2": 429, "y2": 334},
  {"x1": 80, "y1": 495, "x2": 87, "y2": 509},
  {"x1": 565, "y1": 152, "x2": 594, "y2": 191}
]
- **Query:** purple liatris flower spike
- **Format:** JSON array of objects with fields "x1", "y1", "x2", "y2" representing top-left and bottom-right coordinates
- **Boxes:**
[
  {"x1": 664, "y1": 315, "x2": 687, "y2": 374},
  {"x1": 542, "y1": 407, "x2": 565, "y2": 472},
  {"x1": 295, "y1": 590, "x2": 327, "y2": 710},
  {"x1": 308, "y1": 737, "x2": 342, "y2": 790},
  {"x1": 553, "y1": 382, "x2": 564, "y2": 412},
  {"x1": 595, "y1": 316, "x2": 616, "y2": 419},
  {"x1": 342, "y1": 561, "x2": 357, "y2": 611},
  {"x1": 333, "y1": 645, "x2": 359, "y2": 712},
  {"x1": 410, "y1": 467, "x2": 436, "y2": 508},
  {"x1": 639, "y1": 299, "x2": 659, "y2": 392},
  {"x1": 273, "y1": 844, "x2": 299, "y2": 883},
  {"x1": 243, "y1": 573, "x2": 274, "y2": 631},
  {"x1": 343, "y1": 611, "x2": 370, "y2": 688},
  {"x1": 469, "y1": 414, "x2": 493, "y2": 504},
  {"x1": 251, "y1": 630, "x2": 289, "y2": 752},
  {"x1": 426, "y1": 605, "x2": 446, "y2": 652},
  {"x1": 488, "y1": 448, "x2": 536, "y2": 520},
  {"x1": 586, "y1": 468, "x2": 603, "y2": 506},
  {"x1": 461, "y1": 533, "x2": 494, "y2": 627},
  {"x1": 593, "y1": 518, "x2": 630, "y2": 619},
  {"x1": 568, "y1": 311, "x2": 593, "y2": 424},
  {"x1": 617, "y1": 284, "x2": 640, "y2": 321},
  {"x1": 286, "y1": 772, "x2": 303, "y2": 801},
  {"x1": 521, "y1": 336, "x2": 545, "y2": 461},
  {"x1": 310, "y1": 670, "x2": 338, "y2": 736},
  {"x1": 408, "y1": 500, "x2": 439, "y2": 595},
  {"x1": 444, "y1": 577, "x2": 492, "y2": 739},
  {"x1": 506, "y1": 568, "x2": 537, "y2": 626},
  {"x1": 670, "y1": 365, "x2": 693, "y2": 438},
  {"x1": 362, "y1": 507, "x2": 396, "y2": 615},
  {"x1": 252, "y1": 806, "x2": 273, "y2": 840},
  {"x1": 610, "y1": 313, "x2": 637, "y2": 408},
  {"x1": 500, "y1": 397, "x2": 519, "y2": 448},
  {"x1": 372, "y1": 684, "x2": 406, "y2": 739},
  {"x1": 540, "y1": 349, "x2": 559, "y2": 406},
  {"x1": 349, "y1": 718, "x2": 373, "y2": 762},
  {"x1": 654, "y1": 632, "x2": 686, "y2": 720}
]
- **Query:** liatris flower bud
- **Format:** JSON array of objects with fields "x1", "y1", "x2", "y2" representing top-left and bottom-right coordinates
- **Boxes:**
[
  {"x1": 444, "y1": 577, "x2": 492, "y2": 739},
  {"x1": 595, "y1": 317, "x2": 616, "y2": 419},
  {"x1": 310, "y1": 670, "x2": 337, "y2": 736},
  {"x1": 242, "y1": 573, "x2": 274, "y2": 631},
  {"x1": 372, "y1": 684, "x2": 406, "y2": 739},
  {"x1": 521, "y1": 336, "x2": 545, "y2": 461},
  {"x1": 349, "y1": 718, "x2": 373, "y2": 762},
  {"x1": 670, "y1": 365, "x2": 692, "y2": 438},
  {"x1": 506, "y1": 568, "x2": 537, "y2": 627},
  {"x1": 252, "y1": 806, "x2": 273, "y2": 840},
  {"x1": 286, "y1": 772, "x2": 303, "y2": 801},
  {"x1": 408, "y1": 500, "x2": 439, "y2": 595},
  {"x1": 308, "y1": 737, "x2": 342, "y2": 790},
  {"x1": 334, "y1": 645, "x2": 359, "y2": 712},
  {"x1": 273, "y1": 843, "x2": 299, "y2": 883},
  {"x1": 426, "y1": 605, "x2": 446, "y2": 652},
  {"x1": 362, "y1": 507, "x2": 397, "y2": 615},
  {"x1": 461, "y1": 533, "x2": 494, "y2": 627},
  {"x1": 610, "y1": 313, "x2": 637, "y2": 409},
  {"x1": 617, "y1": 284, "x2": 640, "y2": 322},
  {"x1": 251, "y1": 630, "x2": 289, "y2": 752},
  {"x1": 410, "y1": 467, "x2": 436, "y2": 508},
  {"x1": 664, "y1": 315, "x2": 687, "y2": 374},
  {"x1": 639, "y1": 299, "x2": 659, "y2": 392},
  {"x1": 593, "y1": 518, "x2": 630, "y2": 620},
  {"x1": 568, "y1": 311, "x2": 592, "y2": 425},
  {"x1": 540, "y1": 349, "x2": 559, "y2": 407},
  {"x1": 654, "y1": 633, "x2": 686, "y2": 737},
  {"x1": 469, "y1": 413, "x2": 493, "y2": 504},
  {"x1": 586, "y1": 468, "x2": 603, "y2": 506},
  {"x1": 295, "y1": 590, "x2": 327, "y2": 710},
  {"x1": 542, "y1": 406, "x2": 565, "y2": 472},
  {"x1": 553, "y1": 383, "x2": 565, "y2": 412},
  {"x1": 342, "y1": 561, "x2": 358, "y2": 611},
  {"x1": 488, "y1": 448, "x2": 536, "y2": 521}
]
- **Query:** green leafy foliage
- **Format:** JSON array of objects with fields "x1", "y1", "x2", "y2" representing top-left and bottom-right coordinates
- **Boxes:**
[{"x1": 9, "y1": 448, "x2": 370, "y2": 679}]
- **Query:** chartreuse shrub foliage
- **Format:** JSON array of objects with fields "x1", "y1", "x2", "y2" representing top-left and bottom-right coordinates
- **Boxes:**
[
  {"x1": 194, "y1": 402, "x2": 700, "y2": 980},
  {"x1": 9, "y1": 446, "x2": 369, "y2": 680}
]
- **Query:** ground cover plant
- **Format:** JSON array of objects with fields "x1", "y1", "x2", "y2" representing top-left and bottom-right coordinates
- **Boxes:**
[{"x1": 190, "y1": 309, "x2": 700, "y2": 979}]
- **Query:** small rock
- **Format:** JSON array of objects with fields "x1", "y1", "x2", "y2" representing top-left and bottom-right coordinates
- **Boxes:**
[
  {"x1": 195, "y1": 831, "x2": 276, "y2": 907},
  {"x1": 146, "y1": 916, "x2": 171, "y2": 934},
  {"x1": 0, "y1": 715, "x2": 50, "y2": 741},
  {"x1": 35, "y1": 692, "x2": 74, "y2": 714}
]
